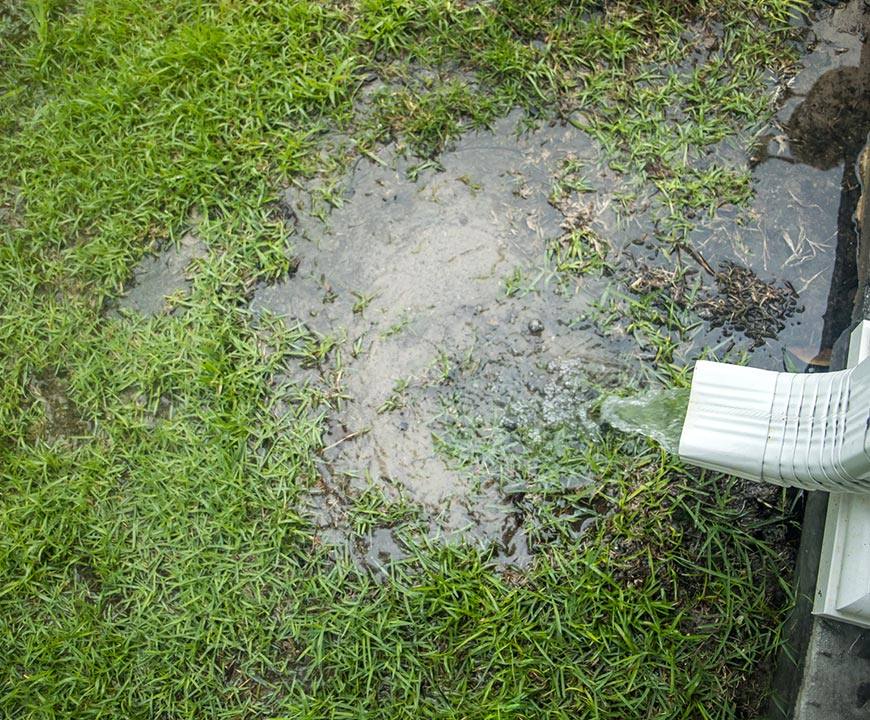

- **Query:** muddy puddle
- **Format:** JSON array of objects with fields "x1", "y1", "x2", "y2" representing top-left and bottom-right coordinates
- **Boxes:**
[
  {"x1": 26, "y1": 370, "x2": 90, "y2": 445},
  {"x1": 252, "y1": 116, "x2": 636, "y2": 566},
  {"x1": 120, "y1": 1, "x2": 869, "y2": 567},
  {"x1": 692, "y1": 0, "x2": 869, "y2": 369}
]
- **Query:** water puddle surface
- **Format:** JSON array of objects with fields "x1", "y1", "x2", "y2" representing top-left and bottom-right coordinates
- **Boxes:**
[
  {"x1": 251, "y1": 115, "x2": 643, "y2": 563},
  {"x1": 602, "y1": 1, "x2": 869, "y2": 448},
  {"x1": 695, "y1": 0, "x2": 869, "y2": 368},
  {"x1": 27, "y1": 370, "x2": 90, "y2": 445}
]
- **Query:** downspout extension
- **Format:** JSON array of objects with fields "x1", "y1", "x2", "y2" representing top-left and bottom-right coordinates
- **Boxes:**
[{"x1": 678, "y1": 327, "x2": 870, "y2": 493}]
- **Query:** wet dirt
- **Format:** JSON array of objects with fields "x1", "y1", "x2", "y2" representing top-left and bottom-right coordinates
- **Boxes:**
[
  {"x1": 26, "y1": 370, "x2": 90, "y2": 445},
  {"x1": 120, "y1": 2, "x2": 869, "y2": 566},
  {"x1": 116, "y1": 231, "x2": 207, "y2": 317}
]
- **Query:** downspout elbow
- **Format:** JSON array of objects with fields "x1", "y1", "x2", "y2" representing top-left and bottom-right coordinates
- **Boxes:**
[{"x1": 678, "y1": 358, "x2": 870, "y2": 492}]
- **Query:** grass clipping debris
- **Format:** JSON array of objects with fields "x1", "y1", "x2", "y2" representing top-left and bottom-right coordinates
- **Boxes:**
[{"x1": 698, "y1": 261, "x2": 800, "y2": 345}]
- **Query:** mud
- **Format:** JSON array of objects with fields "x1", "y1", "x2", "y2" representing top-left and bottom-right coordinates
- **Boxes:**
[
  {"x1": 117, "y1": 231, "x2": 206, "y2": 316},
  {"x1": 27, "y1": 371, "x2": 90, "y2": 444}
]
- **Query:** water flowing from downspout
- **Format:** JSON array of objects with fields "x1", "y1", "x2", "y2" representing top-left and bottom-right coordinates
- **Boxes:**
[{"x1": 600, "y1": 387, "x2": 690, "y2": 455}]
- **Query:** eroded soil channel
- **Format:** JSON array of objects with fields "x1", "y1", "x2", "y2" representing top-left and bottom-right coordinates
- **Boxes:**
[{"x1": 120, "y1": 1, "x2": 870, "y2": 570}]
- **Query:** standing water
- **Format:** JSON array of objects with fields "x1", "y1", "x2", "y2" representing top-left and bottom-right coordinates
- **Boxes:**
[{"x1": 600, "y1": 387, "x2": 691, "y2": 454}]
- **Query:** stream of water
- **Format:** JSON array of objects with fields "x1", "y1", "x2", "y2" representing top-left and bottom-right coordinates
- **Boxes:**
[{"x1": 600, "y1": 387, "x2": 691, "y2": 454}]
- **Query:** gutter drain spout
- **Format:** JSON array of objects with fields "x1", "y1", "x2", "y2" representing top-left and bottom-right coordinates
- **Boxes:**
[{"x1": 679, "y1": 340, "x2": 870, "y2": 494}]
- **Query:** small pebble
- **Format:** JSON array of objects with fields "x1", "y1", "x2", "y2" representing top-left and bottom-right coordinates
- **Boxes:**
[{"x1": 527, "y1": 318, "x2": 544, "y2": 335}]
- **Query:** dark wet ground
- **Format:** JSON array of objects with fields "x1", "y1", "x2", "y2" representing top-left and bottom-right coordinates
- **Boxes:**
[
  {"x1": 26, "y1": 370, "x2": 90, "y2": 445},
  {"x1": 118, "y1": 0, "x2": 870, "y2": 568},
  {"x1": 116, "y1": 230, "x2": 206, "y2": 317}
]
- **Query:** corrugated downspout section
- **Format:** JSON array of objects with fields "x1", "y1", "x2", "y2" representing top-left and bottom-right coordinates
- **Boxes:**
[{"x1": 679, "y1": 359, "x2": 870, "y2": 493}]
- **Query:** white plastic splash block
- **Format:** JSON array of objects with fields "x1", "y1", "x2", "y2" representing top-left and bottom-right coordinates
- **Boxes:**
[{"x1": 814, "y1": 320, "x2": 870, "y2": 629}]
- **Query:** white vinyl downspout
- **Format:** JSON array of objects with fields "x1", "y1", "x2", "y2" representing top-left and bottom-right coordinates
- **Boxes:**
[
  {"x1": 679, "y1": 320, "x2": 870, "y2": 628},
  {"x1": 679, "y1": 323, "x2": 870, "y2": 493}
]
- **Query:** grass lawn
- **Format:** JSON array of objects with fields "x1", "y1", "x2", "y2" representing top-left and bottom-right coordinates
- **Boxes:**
[{"x1": 1, "y1": 0, "x2": 805, "y2": 717}]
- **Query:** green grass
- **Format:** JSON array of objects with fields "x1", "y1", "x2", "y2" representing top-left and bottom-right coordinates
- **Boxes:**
[{"x1": 1, "y1": 0, "x2": 806, "y2": 717}]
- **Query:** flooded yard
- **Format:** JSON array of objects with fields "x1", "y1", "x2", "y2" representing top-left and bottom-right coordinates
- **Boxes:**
[
  {"x1": 4, "y1": 0, "x2": 868, "y2": 716},
  {"x1": 115, "y1": 0, "x2": 869, "y2": 569}
]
